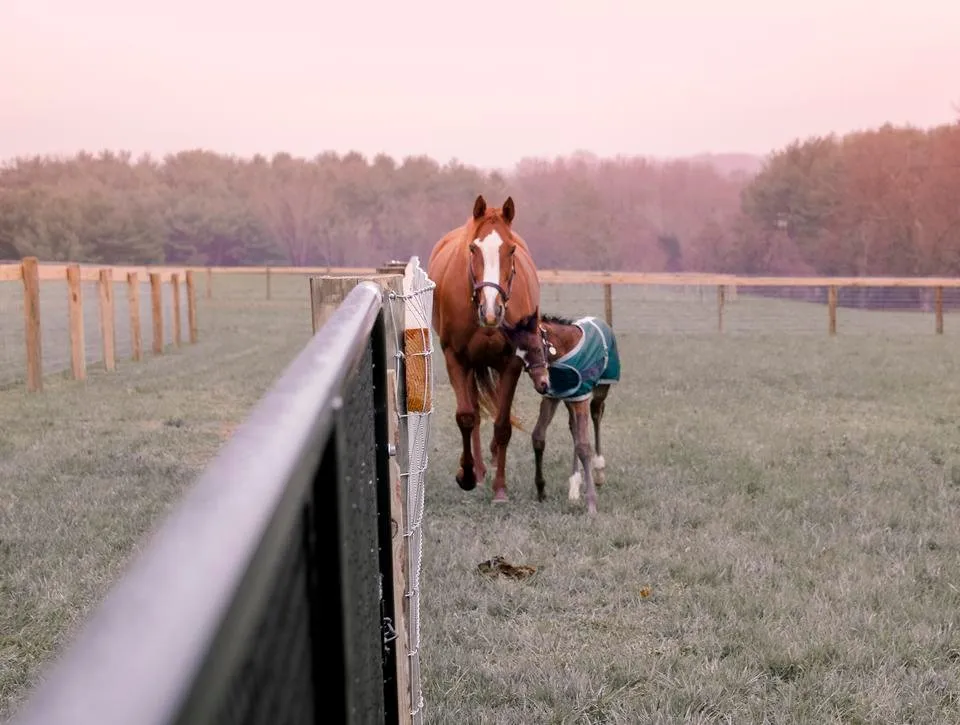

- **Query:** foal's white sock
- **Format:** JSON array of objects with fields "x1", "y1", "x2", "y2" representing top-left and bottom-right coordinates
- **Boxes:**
[
  {"x1": 592, "y1": 455, "x2": 606, "y2": 471},
  {"x1": 568, "y1": 470, "x2": 582, "y2": 501}
]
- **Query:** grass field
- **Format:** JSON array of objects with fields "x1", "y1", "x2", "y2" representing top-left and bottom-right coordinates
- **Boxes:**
[{"x1": 3, "y1": 274, "x2": 960, "y2": 723}]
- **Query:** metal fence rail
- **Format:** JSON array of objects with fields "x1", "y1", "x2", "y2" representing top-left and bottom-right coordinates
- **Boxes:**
[{"x1": 9, "y1": 281, "x2": 399, "y2": 725}]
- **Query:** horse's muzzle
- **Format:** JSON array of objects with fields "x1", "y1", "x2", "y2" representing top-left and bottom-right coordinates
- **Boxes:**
[{"x1": 479, "y1": 304, "x2": 504, "y2": 327}]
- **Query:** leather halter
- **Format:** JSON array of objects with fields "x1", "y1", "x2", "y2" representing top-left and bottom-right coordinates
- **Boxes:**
[{"x1": 467, "y1": 243, "x2": 517, "y2": 309}]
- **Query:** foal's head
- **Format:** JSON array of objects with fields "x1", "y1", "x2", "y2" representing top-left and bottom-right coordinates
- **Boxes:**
[{"x1": 501, "y1": 311, "x2": 551, "y2": 395}]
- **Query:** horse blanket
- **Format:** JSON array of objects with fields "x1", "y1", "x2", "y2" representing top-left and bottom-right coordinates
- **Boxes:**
[{"x1": 545, "y1": 316, "x2": 620, "y2": 401}]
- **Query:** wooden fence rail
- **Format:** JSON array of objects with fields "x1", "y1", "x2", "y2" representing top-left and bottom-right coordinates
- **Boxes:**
[
  {"x1": 0, "y1": 258, "x2": 198, "y2": 392},
  {"x1": 200, "y1": 265, "x2": 960, "y2": 335},
  {"x1": 6, "y1": 259, "x2": 960, "y2": 391}
]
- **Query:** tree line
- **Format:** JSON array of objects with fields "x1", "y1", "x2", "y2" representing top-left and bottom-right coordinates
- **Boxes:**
[{"x1": 1, "y1": 120, "x2": 958, "y2": 276}]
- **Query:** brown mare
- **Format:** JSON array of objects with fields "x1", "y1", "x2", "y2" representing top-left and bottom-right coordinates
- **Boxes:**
[
  {"x1": 427, "y1": 195, "x2": 541, "y2": 503},
  {"x1": 501, "y1": 312, "x2": 620, "y2": 515}
]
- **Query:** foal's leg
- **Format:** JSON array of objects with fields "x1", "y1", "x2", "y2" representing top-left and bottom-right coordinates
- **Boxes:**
[
  {"x1": 566, "y1": 403, "x2": 583, "y2": 503},
  {"x1": 531, "y1": 396, "x2": 560, "y2": 502},
  {"x1": 570, "y1": 400, "x2": 599, "y2": 515},
  {"x1": 590, "y1": 384, "x2": 610, "y2": 486}
]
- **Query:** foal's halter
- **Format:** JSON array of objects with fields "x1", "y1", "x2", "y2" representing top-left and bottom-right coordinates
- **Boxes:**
[{"x1": 520, "y1": 324, "x2": 557, "y2": 374}]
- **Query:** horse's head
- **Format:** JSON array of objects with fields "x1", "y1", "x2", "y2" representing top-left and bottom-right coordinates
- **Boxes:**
[
  {"x1": 501, "y1": 310, "x2": 551, "y2": 395},
  {"x1": 468, "y1": 194, "x2": 520, "y2": 327}
]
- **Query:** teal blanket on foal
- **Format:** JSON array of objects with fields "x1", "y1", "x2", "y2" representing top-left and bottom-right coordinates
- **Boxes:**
[{"x1": 545, "y1": 316, "x2": 621, "y2": 402}]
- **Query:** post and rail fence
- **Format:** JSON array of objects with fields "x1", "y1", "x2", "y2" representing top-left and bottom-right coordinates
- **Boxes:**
[
  {"x1": 6, "y1": 259, "x2": 960, "y2": 392},
  {"x1": 0, "y1": 258, "x2": 199, "y2": 391},
  {"x1": 8, "y1": 256, "x2": 437, "y2": 725}
]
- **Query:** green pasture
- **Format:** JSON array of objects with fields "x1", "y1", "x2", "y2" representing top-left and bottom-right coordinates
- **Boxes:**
[{"x1": 1, "y1": 273, "x2": 959, "y2": 723}]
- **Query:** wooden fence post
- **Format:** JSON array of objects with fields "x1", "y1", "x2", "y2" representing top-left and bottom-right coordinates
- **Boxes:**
[
  {"x1": 266, "y1": 267, "x2": 272, "y2": 300},
  {"x1": 205, "y1": 267, "x2": 213, "y2": 300},
  {"x1": 67, "y1": 264, "x2": 86, "y2": 380},
  {"x1": 186, "y1": 270, "x2": 198, "y2": 343},
  {"x1": 150, "y1": 273, "x2": 164, "y2": 354},
  {"x1": 22, "y1": 257, "x2": 43, "y2": 392},
  {"x1": 127, "y1": 272, "x2": 142, "y2": 361},
  {"x1": 603, "y1": 283, "x2": 613, "y2": 327},
  {"x1": 935, "y1": 285, "x2": 944, "y2": 335},
  {"x1": 172, "y1": 273, "x2": 182, "y2": 347},
  {"x1": 98, "y1": 268, "x2": 116, "y2": 371},
  {"x1": 828, "y1": 285, "x2": 838, "y2": 336},
  {"x1": 717, "y1": 284, "x2": 725, "y2": 333}
]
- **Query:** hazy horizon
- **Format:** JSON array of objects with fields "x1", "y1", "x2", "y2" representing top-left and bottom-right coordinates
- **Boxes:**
[{"x1": 3, "y1": 0, "x2": 959, "y2": 170}]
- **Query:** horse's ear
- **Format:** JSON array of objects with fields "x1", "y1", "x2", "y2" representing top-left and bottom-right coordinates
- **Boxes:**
[
  {"x1": 502, "y1": 196, "x2": 515, "y2": 224},
  {"x1": 473, "y1": 195, "x2": 487, "y2": 220}
]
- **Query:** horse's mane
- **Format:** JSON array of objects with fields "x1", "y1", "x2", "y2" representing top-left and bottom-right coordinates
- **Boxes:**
[{"x1": 541, "y1": 312, "x2": 575, "y2": 326}]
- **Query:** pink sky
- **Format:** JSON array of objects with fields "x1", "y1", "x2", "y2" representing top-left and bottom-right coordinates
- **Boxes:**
[{"x1": 2, "y1": 0, "x2": 958, "y2": 170}]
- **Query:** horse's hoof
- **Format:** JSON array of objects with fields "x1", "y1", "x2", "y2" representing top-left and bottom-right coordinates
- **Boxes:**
[
  {"x1": 474, "y1": 464, "x2": 487, "y2": 482},
  {"x1": 456, "y1": 468, "x2": 476, "y2": 491},
  {"x1": 492, "y1": 489, "x2": 508, "y2": 504},
  {"x1": 536, "y1": 488, "x2": 546, "y2": 503}
]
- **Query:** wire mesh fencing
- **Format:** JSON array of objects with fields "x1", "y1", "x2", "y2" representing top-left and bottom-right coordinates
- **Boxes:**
[{"x1": 385, "y1": 256, "x2": 435, "y2": 725}]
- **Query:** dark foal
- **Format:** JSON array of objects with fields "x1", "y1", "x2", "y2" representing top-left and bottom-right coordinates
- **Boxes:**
[{"x1": 501, "y1": 312, "x2": 620, "y2": 515}]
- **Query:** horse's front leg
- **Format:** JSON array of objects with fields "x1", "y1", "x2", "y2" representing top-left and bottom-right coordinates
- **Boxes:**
[
  {"x1": 444, "y1": 348, "x2": 480, "y2": 491},
  {"x1": 568, "y1": 401, "x2": 598, "y2": 515},
  {"x1": 489, "y1": 355, "x2": 523, "y2": 503},
  {"x1": 532, "y1": 396, "x2": 560, "y2": 502},
  {"x1": 590, "y1": 385, "x2": 609, "y2": 486},
  {"x1": 469, "y1": 376, "x2": 487, "y2": 483}
]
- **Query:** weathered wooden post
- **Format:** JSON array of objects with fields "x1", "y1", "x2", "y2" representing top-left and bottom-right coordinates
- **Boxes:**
[
  {"x1": 98, "y1": 268, "x2": 116, "y2": 371},
  {"x1": 67, "y1": 263, "x2": 86, "y2": 380},
  {"x1": 717, "y1": 284, "x2": 725, "y2": 333},
  {"x1": 603, "y1": 283, "x2": 613, "y2": 327},
  {"x1": 150, "y1": 273, "x2": 163, "y2": 355},
  {"x1": 935, "y1": 285, "x2": 944, "y2": 335},
  {"x1": 127, "y1": 272, "x2": 142, "y2": 361},
  {"x1": 828, "y1": 285, "x2": 838, "y2": 336},
  {"x1": 22, "y1": 257, "x2": 42, "y2": 392}
]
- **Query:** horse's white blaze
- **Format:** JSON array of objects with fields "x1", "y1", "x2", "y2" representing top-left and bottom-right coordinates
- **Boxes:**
[
  {"x1": 568, "y1": 470, "x2": 582, "y2": 501},
  {"x1": 475, "y1": 230, "x2": 503, "y2": 319},
  {"x1": 515, "y1": 348, "x2": 527, "y2": 362}
]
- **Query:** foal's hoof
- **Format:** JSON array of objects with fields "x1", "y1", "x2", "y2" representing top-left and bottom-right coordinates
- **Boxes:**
[
  {"x1": 456, "y1": 468, "x2": 477, "y2": 491},
  {"x1": 492, "y1": 489, "x2": 508, "y2": 504},
  {"x1": 592, "y1": 455, "x2": 606, "y2": 487}
]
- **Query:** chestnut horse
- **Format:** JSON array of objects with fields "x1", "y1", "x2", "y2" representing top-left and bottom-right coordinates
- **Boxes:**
[{"x1": 427, "y1": 195, "x2": 541, "y2": 503}]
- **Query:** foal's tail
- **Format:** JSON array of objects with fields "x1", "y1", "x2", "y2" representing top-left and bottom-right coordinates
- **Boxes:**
[{"x1": 476, "y1": 365, "x2": 524, "y2": 431}]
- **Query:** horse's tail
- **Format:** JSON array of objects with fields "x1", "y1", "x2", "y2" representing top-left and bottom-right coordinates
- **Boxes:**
[{"x1": 476, "y1": 365, "x2": 524, "y2": 431}]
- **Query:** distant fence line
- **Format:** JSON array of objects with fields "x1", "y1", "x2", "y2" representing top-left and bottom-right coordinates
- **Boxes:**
[
  {"x1": 203, "y1": 265, "x2": 960, "y2": 336},
  {"x1": 6, "y1": 261, "x2": 960, "y2": 392},
  {"x1": 0, "y1": 258, "x2": 197, "y2": 391}
]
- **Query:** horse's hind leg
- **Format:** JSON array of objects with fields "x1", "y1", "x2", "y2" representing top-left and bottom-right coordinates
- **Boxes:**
[
  {"x1": 490, "y1": 355, "x2": 523, "y2": 503},
  {"x1": 590, "y1": 385, "x2": 609, "y2": 486},
  {"x1": 532, "y1": 397, "x2": 560, "y2": 502},
  {"x1": 469, "y1": 378, "x2": 487, "y2": 483}
]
